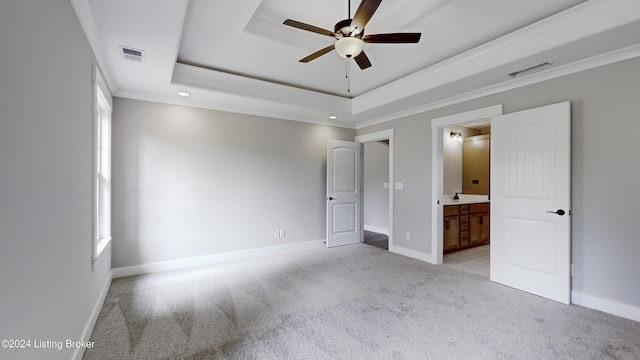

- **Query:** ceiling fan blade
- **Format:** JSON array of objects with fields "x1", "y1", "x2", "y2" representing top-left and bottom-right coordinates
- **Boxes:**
[
  {"x1": 354, "y1": 51, "x2": 372, "y2": 70},
  {"x1": 300, "y1": 44, "x2": 336, "y2": 63},
  {"x1": 351, "y1": 0, "x2": 383, "y2": 34},
  {"x1": 283, "y1": 19, "x2": 337, "y2": 38},
  {"x1": 363, "y1": 33, "x2": 422, "y2": 43}
]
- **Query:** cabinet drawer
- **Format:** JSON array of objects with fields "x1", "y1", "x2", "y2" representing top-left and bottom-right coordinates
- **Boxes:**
[
  {"x1": 459, "y1": 214, "x2": 469, "y2": 230},
  {"x1": 444, "y1": 205, "x2": 459, "y2": 217},
  {"x1": 459, "y1": 204, "x2": 469, "y2": 215},
  {"x1": 470, "y1": 203, "x2": 489, "y2": 213},
  {"x1": 460, "y1": 230, "x2": 470, "y2": 246}
]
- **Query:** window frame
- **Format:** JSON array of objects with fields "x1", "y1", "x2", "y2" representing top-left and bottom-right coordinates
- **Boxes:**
[{"x1": 92, "y1": 65, "x2": 112, "y2": 269}]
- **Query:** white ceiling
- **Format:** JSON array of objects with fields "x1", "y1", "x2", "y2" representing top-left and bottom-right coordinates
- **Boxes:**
[{"x1": 74, "y1": 0, "x2": 640, "y2": 128}]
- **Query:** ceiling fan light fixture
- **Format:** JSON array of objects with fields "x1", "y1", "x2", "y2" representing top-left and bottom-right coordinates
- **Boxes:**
[{"x1": 335, "y1": 37, "x2": 364, "y2": 59}]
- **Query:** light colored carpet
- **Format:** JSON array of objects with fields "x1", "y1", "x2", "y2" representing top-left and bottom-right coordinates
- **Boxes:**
[{"x1": 85, "y1": 244, "x2": 640, "y2": 359}]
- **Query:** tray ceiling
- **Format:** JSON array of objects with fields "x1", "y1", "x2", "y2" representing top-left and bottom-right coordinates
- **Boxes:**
[{"x1": 75, "y1": 0, "x2": 640, "y2": 127}]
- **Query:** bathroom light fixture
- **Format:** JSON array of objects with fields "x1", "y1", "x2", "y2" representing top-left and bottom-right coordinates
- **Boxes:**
[
  {"x1": 450, "y1": 131, "x2": 462, "y2": 143},
  {"x1": 177, "y1": 91, "x2": 190, "y2": 97}
]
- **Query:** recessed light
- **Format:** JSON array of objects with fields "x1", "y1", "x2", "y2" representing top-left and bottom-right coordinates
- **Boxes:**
[
  {"x1": 177, "y1": 91, "x2": 190, "y2": 97},
  {"x1": 329, "y1": 115, "x2": 337, "y2": 120}
]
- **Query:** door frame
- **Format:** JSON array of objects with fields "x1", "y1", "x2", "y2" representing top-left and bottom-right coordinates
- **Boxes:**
[
  {"x1": 355, "y1": 129, "x2": 394, "y2": 251},
  {"x1": 429, "y1": 105, "x2": 503, "y2": 264}
]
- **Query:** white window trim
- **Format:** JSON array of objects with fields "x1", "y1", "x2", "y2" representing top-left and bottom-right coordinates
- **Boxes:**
[{"x1": 92, "y1": 65, "x2": 113, "y2": 269}]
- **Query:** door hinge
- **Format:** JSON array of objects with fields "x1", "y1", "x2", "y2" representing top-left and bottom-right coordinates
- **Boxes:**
[{"x1": 571, "y1": 263, "x2": 574, "y2": 276}]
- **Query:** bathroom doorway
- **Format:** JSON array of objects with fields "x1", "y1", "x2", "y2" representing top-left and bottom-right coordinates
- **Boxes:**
[
  {"x1": 429, "y1": 105, "x2": 503, "y2": 265},
  {"x1": 441, "y1": 121, "x2": 491, "y2": 278}
]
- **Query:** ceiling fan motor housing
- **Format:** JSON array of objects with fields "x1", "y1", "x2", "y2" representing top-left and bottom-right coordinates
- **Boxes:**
[{"x1": 334, "y1": 19, "x2": 362, "y2": 38}]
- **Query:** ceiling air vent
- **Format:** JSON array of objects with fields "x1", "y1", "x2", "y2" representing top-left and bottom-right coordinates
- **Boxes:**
[{"x1": 119, "y1": 46, "x2": 145, "y2": 62}]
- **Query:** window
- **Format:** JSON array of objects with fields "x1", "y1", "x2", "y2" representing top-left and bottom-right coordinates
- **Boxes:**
[{"x1": 93, "y1": 66, "x2": 112, "y2": 268}]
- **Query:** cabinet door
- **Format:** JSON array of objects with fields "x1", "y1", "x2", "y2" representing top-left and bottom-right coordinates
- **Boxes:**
[
  {"x1": 443, "y1": 215, "x2": 460, "y2": 251},
  {"x1": 479, "y1": 212, "x2": 489, "y2": 244},
  {"x1": 470, "y1": 212, "x2": 490, "y2": 245}
]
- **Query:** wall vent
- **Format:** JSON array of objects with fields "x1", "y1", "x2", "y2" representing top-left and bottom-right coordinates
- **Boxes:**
[{"x1": 119, "y1": 46, "x2": 145, "y2": 62}]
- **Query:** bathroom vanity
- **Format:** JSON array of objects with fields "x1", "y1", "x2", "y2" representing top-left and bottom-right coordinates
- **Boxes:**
[{"x1": 443, "y1": 195, "x2": 490, "y2": 253}]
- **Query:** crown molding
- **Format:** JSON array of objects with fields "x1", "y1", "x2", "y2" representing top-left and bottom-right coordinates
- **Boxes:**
[
  {"x1": 355, "y1": 42, "x2": 640, "y2": 129},
  {"x1": 172, "y1": 62, "x2": 352, "y2": 113},
  {"x1": 115, "y1": 89, "x2": 357, "y2": 129},
  {"x1": 352, "y1": 0, "x2": 640, "y2": 115},
  {"x1": 69, "y1": 0, "x2": 117, "y2": 94}
]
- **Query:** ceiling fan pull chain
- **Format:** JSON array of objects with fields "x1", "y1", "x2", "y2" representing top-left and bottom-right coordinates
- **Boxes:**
[{"x1": 346, "y1": 60, "x2": 351, "y2": 93}]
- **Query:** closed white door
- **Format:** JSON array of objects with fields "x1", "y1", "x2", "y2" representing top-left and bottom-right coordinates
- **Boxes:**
[
  {"x1": 326, "y1": 140, "x2": 362, "y2": 247},
  {"x1": 490, "y1": 102, "x2": 571, "y2": 304}
]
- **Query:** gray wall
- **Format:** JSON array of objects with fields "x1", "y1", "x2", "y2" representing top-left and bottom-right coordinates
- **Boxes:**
[
  {"x1": 112, "y1": 98, "x2": 355, "y2": 268},
  {"x1": 0, "y1": 1, "x2": 112, "y2": 359},
  {"x1": 364, "y1": 142, "x2": 389, "y2": 233},
  {"x1": 357, "y1": 56, "x2": 640, "y2": 308}
]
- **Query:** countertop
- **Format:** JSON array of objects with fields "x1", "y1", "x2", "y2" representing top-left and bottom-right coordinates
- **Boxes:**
[{"x1": 442, "y1": 194, "x2": 489, "y2": 205}]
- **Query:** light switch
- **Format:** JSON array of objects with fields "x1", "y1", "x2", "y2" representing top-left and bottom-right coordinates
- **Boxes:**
[
  {"x1": 395, "y1": 182, "x2": 404, "y2": 190},
  {"x1": 383, "y1": 182, "x2": 389, "y2": 189}
]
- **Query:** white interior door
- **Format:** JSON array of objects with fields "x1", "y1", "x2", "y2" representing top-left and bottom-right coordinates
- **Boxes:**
[
  {"x1": 326, "y1": 140, "x2": 362, "y2": 247},
  {"x1": 490, "y1": 102, "x2": 571, "y2": 304}
]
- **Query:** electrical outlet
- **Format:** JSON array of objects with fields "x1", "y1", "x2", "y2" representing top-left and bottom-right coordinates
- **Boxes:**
[
  {"x1": 274, "y1": 230, "x2": 280, "y2": 239},
  {"x1": 279, "y1": 229, "x2": 285, "y2": 238},
  {"x1": 405, "y1": 232, "x2": 410, "y2": 241}
]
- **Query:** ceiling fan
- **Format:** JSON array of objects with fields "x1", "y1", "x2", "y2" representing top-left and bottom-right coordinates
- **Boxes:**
[{"x1": 283, "y1": 0, "x2": 421, "y2": 70}]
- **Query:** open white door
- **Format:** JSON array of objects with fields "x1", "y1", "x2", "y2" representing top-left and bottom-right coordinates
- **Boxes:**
[
  {"x1": 326, "y1": 140, "x2": 362, "y2": 247},
  {"x1": 490, "y1": 102, "x2": 571, "y2": 304}
]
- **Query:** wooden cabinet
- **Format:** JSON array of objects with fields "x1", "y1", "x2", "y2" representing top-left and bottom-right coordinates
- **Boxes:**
[
  {"x1": 443, "y1": 206, "x2": 460, "y2": 251},
  {"x1": 444, "y1": 202, "x2": 489, "y2": 253},
  {"x1": 459, "y1": 204, "x2": 470, "y2": 247},
  {"x1": 469, "y1": 203, "x2": 490, "y2": 246}
]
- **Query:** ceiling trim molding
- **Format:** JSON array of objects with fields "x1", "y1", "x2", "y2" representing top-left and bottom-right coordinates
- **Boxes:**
[
  {"x1": 235, "y1": 0, "x2": 265, "y2": 33},
  {"x1": 355, "y1": 42, "x2": 640, "y2": 129},
  {"x1": 69, "y1": 0, "x2": 117, "y2": 93},
  {"x1": 352, "y1": 0, "x2": 640, "y2": 115},
  {"x1": 172, "y1": 62, "x2": 352, "y2": 113},
  {"x1": 431, "y1": 105, "x2": 503, "y2": 128},
  {"x1": 115, "y1": 89, "x2": 357, "y2": 129}
]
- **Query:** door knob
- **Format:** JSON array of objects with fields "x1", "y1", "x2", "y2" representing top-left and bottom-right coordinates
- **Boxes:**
[
  {"x1": 546, "y1": 209, "x2": 565, "y2": 216},
  {"x1": 327, "y1": 196, "x2": 335, "y2": 201}
]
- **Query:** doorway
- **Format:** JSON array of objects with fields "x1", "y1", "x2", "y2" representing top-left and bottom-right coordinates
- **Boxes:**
[
  {"x1": 441, "y1": 121, "x2": 492, "y2": 278},
  {"x1": 363, "y1": 140, "x2": 390, "y2": 250},
  {"x1": 430, "y1": 105, "x2": 503, "y2": 264},
  {"x1": 355, "y1": 130, "x2": 394, "y2": 252}
]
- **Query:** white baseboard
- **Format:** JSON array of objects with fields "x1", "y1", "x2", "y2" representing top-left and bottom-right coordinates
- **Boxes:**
[
  {"x1": 72, "y1": 271, "x2": 112, "y2": 360},
  {"x1": 389, "y1": 244, "x2": 436, "y2": 264},
  {"x1": 571, "y1": 291, "x2": 640, "y2": 323},
  {"x1": 112, "y1": 240, "x2": 326, "y2": 278},
  {"x1": 364, "y1": 225, "x2": 389, "y2": 235}
]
